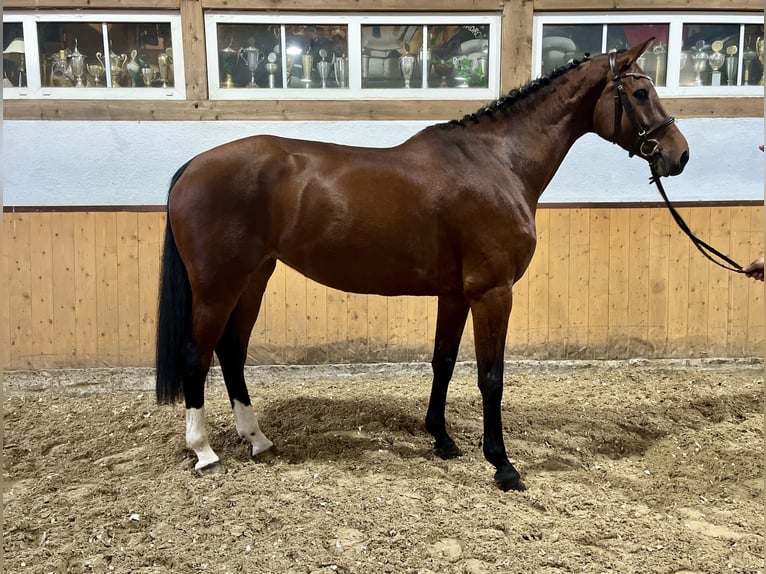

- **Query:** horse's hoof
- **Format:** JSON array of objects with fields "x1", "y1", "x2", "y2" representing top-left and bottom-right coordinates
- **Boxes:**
[
  {"x1": 494, "y1": 468, "x2": 525, "y2": 492},
  {"x1": 195, "y1": 460, "x2": 225, "y2": 477},
  {"x1": 434, "y1": 439, "x2": 463, "y2": 460}
]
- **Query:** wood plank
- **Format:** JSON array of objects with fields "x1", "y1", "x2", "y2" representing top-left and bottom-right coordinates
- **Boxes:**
[
  {"x1": 284, "y1": 266, "x2": 308, "y2": 364},
  {"x1": 501, "y1": 0, "x2": 534, "y2": 93},
  {"x1": 116, "y1": 213, "x2": 141, "y2": 366},
  {"x1": 406, "y1": 296, "x2": 430, "y2": 362},
  {"x1": 726, "y1": 206, "x2": 753, "y2": 353},
  {"x1": 707, "y1": 207, "x2": 731, "y2": 355},
  {"x1": 508, "y1": 262, "x2": 529, "y2": 357},
  {"x1": 325, "y1": 288, "x2": 349, "y2": 363},
  {"x1": 526, "y1": 209, "x2": 550, "y2": 357},
  {"x1": 261, "y1": 261, "x2": 286, "y2": 364},
  {"x1": 587, "y1": 209, "x2": 610, "y2": 357},
  {"x1": 137, "y1": 212, "x2": 163, "y2": 367},
  {"x1": 666, "y1": 207, "x2": 691, "y2": 354},
  {"x1": 607, "y1": 208, "x2": 630, "y2": 356},
  {"x1": 200, "y1": 0, "x2": 503, "y2": 10},
  {"x1": 626, "y1": 208, "x2": 650, "y2": 356},
  {"x1": 51, "y1": 213, "x2": 77, "y2": 363},
  {"x1": 547, "y1": 209, "x2": 570, "y2": 357},
  {"x1": 685, "y1": 208, "x2": 711, "y2": 353},
  {"x1": 305, "y1": 279, "x2": 328, "y2": 364},
  {"x1": 368, "y1": 295, "x2": 389, "y2": 361},
  {"x1": 0, "y1": 216, "x2": 9, "y2": 368},
  {"x1": 647, "y1": 207, "x2": 671, "y2": 356},
  {"x1": 95, "y1": 213, "x2": 120, "y2": 366},
  {"x1": 347, "y1": 293, "x2": 370, "y2": 362},
  {"x1": 387, "y1": 296, "x2": 409, "y2": 362},
  {"x1": 180, "y1": 0, "x2": 208, "y2": 101},
  {"x1": 74, "y1": 213, "x2": 99, "y2": 365},
  {"x1": 7, "y1": 214, "x2": 33, "y2": 368},
  {"x1": 567, "y1": 208, "x2": 589, "y2": 357},
  {"x1": 745, "y1": 206, "x2": 764, "y2": 354},
  {"x1": 30, "y1": 213, "x2": 55, "y2": 365},
  {"x1": 532, "y1": 0, "x2": 760, "y2": 10}
]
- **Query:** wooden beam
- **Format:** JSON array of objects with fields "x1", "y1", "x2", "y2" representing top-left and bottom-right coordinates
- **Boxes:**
[{"x1": 532, "y1": 0, "x2": 761, "y2": 11}]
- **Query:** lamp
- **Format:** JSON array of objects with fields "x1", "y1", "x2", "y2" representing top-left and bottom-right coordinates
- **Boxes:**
[{"x1": 3, "y1": 37, "x2": 26, "y2": 87}]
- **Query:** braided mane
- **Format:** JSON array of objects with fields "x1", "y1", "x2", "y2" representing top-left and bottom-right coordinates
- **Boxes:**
[{"x1": 438, "y1": 54, "x2": 592, "y2": 128}]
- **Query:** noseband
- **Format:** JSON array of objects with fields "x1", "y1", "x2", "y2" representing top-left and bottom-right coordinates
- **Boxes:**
[{"x1": 608, "y1": 52, "x2": 675, "y2": 161}]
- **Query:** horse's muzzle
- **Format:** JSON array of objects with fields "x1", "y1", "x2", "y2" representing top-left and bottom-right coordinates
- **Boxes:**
[{"x1": 655, "y1": 148, "x2": 689, "y2": 177}]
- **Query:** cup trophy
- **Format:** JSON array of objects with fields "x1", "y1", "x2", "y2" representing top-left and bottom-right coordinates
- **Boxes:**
[
  {"x1": 653, "y1": 43, "x2": 666, "y2": 86},
  {"x1": 301, "y1": 53, "x2": 313, "y2": 87},
  {"x1": 691, "y1": 41, "x2": 708, "y2": 86},
  {"x1": 264, "y1": 52, "x2": 279, "y2": 88},
  {"x1": 316, "y1": 49, "x2": 330, "y2": 89},
  {"x1": 219, "y1": 39, "x2": 238, "y2": 88},
  {"x1": 757, "y1": 37, "x2": 765, "y2": 86},
  {"x1": 433, "y1": 58, "x2": 453, "y2": 88},
  {"x1": 70, "y1": 39, "x2": 86, "y2": 88},
  {"x1": 99, "y1": 48, "x2": 127, "y2": 87},
  {"x1": 88, "y1": 63, "x2": 105, "y2": 86},
  {"x1": 742, "y1": 44, "x2": 756, "y2": 86},
  {"x1": 141, "y1": 66, "x2": 153, "y2": 87},
  {"x1": 240, "y1": 40, "x2": 263, "y2": 87},
  {"x1": 708, "y1": 40, "x2": 725, "y2": 86},
  {"x1": 333, "y1": 54, "x2": 347, "y2": 88},
  {"x1": 725, "y1": 45, "x2": 738, "y2": 85},
  {"x1": 400, "y1": 53, "x2": 415, "y2": 88},
  {"x1": 158, "y1": 48, "x2": 172, "y2": 88}
]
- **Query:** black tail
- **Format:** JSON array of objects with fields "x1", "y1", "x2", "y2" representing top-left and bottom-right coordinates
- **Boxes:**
[{"x1": 156, "y1": 162, "x2": 193, "y2": 404}]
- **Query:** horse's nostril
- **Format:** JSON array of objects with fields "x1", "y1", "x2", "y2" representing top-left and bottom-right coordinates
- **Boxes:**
[{"x1": 679, "y1": 150, "x2": 689, "y2": 168}]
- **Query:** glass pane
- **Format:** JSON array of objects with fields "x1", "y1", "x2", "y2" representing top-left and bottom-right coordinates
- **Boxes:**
[
  {"x1": 606, "y1": 24, "x2": 670, "y2": 86},
  {"x1": 283, "y1": 25, "x2": 348, "y2": 89},
  {"x1": 742, "y1": 24, "x2": 764, "y2": 86},
  {"x1": 36, "y1": 21, "x2": 174, "y2": 88},
  {"x1": 681, "y1": 23, "x2": 744, "y2": 86},
  {"x1": 215, "y1": 23, "x2": 283, "y2": 88},
  {"x1": 428, "y1": 25, "x2": 489, "y2": 88},
  {"x1": 3, "y1": 22, "x2": 26, "y2": 87},
  {"x1": 361, "y1": 24, "x2": 425, "y2": 89},
  {"x1": 541, "y1": 24, "x2": 601, "y2": 74}
]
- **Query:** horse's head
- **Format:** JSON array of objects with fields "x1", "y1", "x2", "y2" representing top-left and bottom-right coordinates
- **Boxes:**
[{"x1": 593, "y1": 39, "x2": 689, "y2": 178}]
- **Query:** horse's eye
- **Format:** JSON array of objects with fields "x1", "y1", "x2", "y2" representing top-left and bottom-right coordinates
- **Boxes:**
[{"x1": 633, "y1": 88, "x2": 649, "y2": 100}]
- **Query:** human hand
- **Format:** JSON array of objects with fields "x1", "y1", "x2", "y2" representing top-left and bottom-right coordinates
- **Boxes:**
[{"x1": 742, "y1": 256, "x2": 764, "y2": 281}]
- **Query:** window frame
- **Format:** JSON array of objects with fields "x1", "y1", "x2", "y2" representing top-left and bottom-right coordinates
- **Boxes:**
[
  {"x1": 3, "y1": 10, "x2": 186, "y2": 100},
  {"x1": 204, "y1": 11, "x2": 501, "y2": 100},
  {"x1": 532, "y1": 11, "x2": 764, "y2": 98}
]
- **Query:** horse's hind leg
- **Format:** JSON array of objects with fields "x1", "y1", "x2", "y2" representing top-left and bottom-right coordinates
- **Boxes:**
[
  {"x1": 426, "y1": 295, "x2": 470, "y2": 459},
  {"x1": 216, "y1": 260, "x2": 276, "y2": 457}
]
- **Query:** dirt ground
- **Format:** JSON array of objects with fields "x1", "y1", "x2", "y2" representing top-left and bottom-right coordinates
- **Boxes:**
[{"x1": 3, "y1": 359, "x2": 764, "y2": 574}]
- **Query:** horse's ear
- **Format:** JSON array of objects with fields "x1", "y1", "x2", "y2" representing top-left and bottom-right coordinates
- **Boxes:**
[{"x1": 619, "y1": 38, "x2": 654, "y2": 71}]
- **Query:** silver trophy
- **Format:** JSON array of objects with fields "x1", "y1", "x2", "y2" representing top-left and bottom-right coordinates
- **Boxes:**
[
  {"x1": 742, "y1": 45, "x2": 756, "y2": 85},
  {"x1": 361, "y1": 53, "x2": 370, "y2": 88},
  {"x1": 317, "y1": 49, "x2": 330, "y2": 89},
  {"x1": 400, "y1": 53, "x2": 415, "y2": 88},
  {"x1": 692, "y1": 41, "x2": 708, "y2": 86},
  {"x1": 141, "y1": 66, "x2": 153, "y2": 87},
  {"x1": 127, "y1": 49, "x2": 141, "y2": 87},
  {"x1": 301, "y1": 53, "x2": 313, "y2": 86},
  {"x1": 158, "y1": 48, "x2": 172, "y2": 88},
  {"x1": 725, "y1": 45, "x2": 738, "y2": 85},
  {"x1": 99, "y1": 48, "x2": 126, "y2": 87},
  {"x1": 333, "y1": 54, "x2": 347, "y2": 88},
  {"x1": 88, "y1": 63, "x2": 105, "y2": 86},
  {"x1": 240, "y1": 39, "x2": 263, "y2": 87},
  {"x1": 653, "y1": 43, "x2": 666, "y2": 86},
  {"x1": 265, "y1": 52, "x2": 279, "y2": 88},
  {"x1": 757, "y1": 37, "x2": 765, "y2": 85},
  {"x1": 708, "y1": 40, "x2": 725, "y2": 86},
  {"x1": 70, "y1": 38, "x2": 86, "y2": 88}
]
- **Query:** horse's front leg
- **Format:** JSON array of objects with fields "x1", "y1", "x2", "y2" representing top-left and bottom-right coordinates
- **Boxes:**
[
  {"x1": 470, "y1": 285, "x2": 525, "y2": 492},
  {"x1": 426, "y1": 295, "x2": 470, "y2": 459}
]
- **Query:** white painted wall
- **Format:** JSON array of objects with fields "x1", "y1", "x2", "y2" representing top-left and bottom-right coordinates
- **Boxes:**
[{"x1": 3, "y1": 117, "x2": 762, "y2": 206}]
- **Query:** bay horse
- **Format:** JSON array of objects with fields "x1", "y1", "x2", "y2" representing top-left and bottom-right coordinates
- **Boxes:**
[{"x1": 156, "y1": 39, "x2": 689, "y2": 491}]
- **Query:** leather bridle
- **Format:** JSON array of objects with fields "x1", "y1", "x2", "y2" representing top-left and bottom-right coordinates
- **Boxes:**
[{"x1": 608, "y1": 51, "x2": 675, "y2": 161}]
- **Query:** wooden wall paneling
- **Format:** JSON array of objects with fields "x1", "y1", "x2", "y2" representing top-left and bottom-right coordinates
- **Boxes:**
[
  {"x1": 116, "y1": 212, "x2": 141, "y2": 366},
  {"x1": 666, "y1": 207, "x2": 691, "y2": 354},
  {"x1": 607, "y1": 208, "x2": 630, "y2": 355},
  {"x1": 647, "y1": 207, "x2": 671, "y2": 356},
  {"x1": 51, "y1": 212, "x2": 77, "y2": 363},
  {"x1": 707, "y1": 207, "x2": 732, "y2": 355},
  {"x1": 137, "y1": 212, "x2": 163, "y2": 366},
  {"x1": 199, "y1": 0, "x2": 503, "y2": 10},
  {"x1": 546, "y1": 209, "x2": 570, "y2": 357},
  {"x1": 260, "y1": 261, "x2": 286, "y2": 364},
  {"x1": 507, "y1": 260, "x2": 530, "y2": 356},
  {"x1": 1, "y1": 216, "x2": 9, "y2": 368},
  {"x1": 368, "y1": 295, "x2": 389, "y2": 361},
  {"x1": 324, "y1": 288, "x2": 348, "y2": 363},
  {"x1": 74, "y1": 213, "x2": 99, "y2": 365},
  {"x1": 30, "y1": 213, "x2": 55, "y2": 365},
  {"x1": 726, "y1": 206, "x2": 753, "y2": 353},
  {"x1": 180, "y1": 0, "x2": 208, "y2": 101},
  {"x1": 387, "y1": 296, "x2": 409, "y2": 362},
  {"x1": 406, "y1": 296, "x2": 430, "y2": 362},
  {"x1": 626, "y1": 208, "x2": 650, "y2": 356},
  {"x1": 347, "y1": 292, "x2": 370, "y2": 362},
  {"x1": 95, "y1": 213, "x2": 121, "y2": 366},
  {"x1": 526, "y1": 208, "x2": 550, "y2": 357},
  {"x1": 8, "y1": 214, "x2": 33, "y2": 367},
  {"x1": 567, "y1": 208, "x2": 590, "y2": 357},
  {"x1": 501, "y1": 0, "x2": 534, "y2": 93},
  {"x1": 532, "y1": 0, "x2": 761, "y2": 10},
  {"x1": 585, "y1": 209, "x2": 610, "y2": 356},
  {"x1": 284, "y1": 266, "x2": 308, "y2": 364},
  {"x1": 685, "y1": 208, "x2": 711, "y2": 353},
  {"x1": 305, "y1": 279, "x2": 328, "y2": 364},
  {"x1": 746, "y1": 206, "x2": 764, "y2": 353}
]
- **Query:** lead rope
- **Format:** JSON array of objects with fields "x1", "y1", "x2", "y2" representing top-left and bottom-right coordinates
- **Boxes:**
[{"x1": 649, "y1": 165, "x2": 745, "y2": 273}]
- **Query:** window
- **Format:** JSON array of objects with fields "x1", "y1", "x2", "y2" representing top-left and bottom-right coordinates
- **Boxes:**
[
  {"x1": 204, "y1": 13, "x2": 500, "y2": 100},
  {"x1": 3, "y1": 11, "x2": 185, "y2": 99},
  {"x1": 532, "y1": 12, "x2": 764, "y2": 97}
]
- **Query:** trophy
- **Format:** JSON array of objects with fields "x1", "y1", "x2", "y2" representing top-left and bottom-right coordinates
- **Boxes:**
[
  {"x1": 757, "y1": 37, "x2": 765, "y2": 85},
  {"x1": 70, "y1": 39, "x2": 86, "y2": 88},
  {"x1": 219, "y1": 39, "x2": 238, "y2": 88},
  {"x1": 333, "y1": 54, "x2": 347, "y2": 88},
  {"x1": 361, "y1": 52, "x2": 370, "y2": 88},
  {"x1": 692, "y1": 41, "x2": 708, "y2": 86},
  {"x1": 742, "y1": 43, "x2": 756, "y2": 85},
  {"x1": 141, "y1": 66, "x2": 153, "y2": 87},
  {"x1": 433, "y1": 58, "x2": 453, "y2": 88},
  {"x1": 99, "y1": 48, "x2": 126, "y2": 87},
  {"x1": 285, "y1": 55, "x2": 294, "y2": 87},
  {"x1": 301, "y1": 53, "x2": 313, "y2": 86},
  {"x1": 400, "y1": 53, "x2": 415, "y2": 88},
  {"x1": 708, "y1": 40, "x2": 725, "y2": 86},
  {"x1": 240, "y1": 39, "x2": 263, "y2": 87},
  {"x1": 653, "y1": 43, "x2": 666, "y2": 86},
  {"x1": 265, "y1": 52, "x2": 279, "y2": 88},
  {"x1": 725, "y1": 45, "x2": 738, "y2": 85},
  {"x1": 87, "y1": 63, "x2": 105, "y2": 86},
  {"x1": 316, "y1": 49, "x2": 330, "y2": 89},
  {"x1": 158, "y1": 48, "x2": 172, "y2": 88}
]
